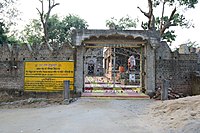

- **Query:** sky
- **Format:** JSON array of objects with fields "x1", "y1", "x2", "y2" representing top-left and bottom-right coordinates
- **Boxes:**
[{"x1": 17, "y1": 0, "x2": 200, "y2": 49}]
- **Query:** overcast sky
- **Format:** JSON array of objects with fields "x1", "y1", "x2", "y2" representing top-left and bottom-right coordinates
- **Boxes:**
[{"x1": 18, "y1": 0, "x2": 200, "y2": 49}]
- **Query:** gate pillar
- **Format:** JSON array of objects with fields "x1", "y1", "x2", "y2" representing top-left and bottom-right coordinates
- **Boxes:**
[
  {"x1": 75, "y1": 46, "x2": 85, "y2": 94},
  {"x1": 145, "y1": 38, "x2": 159, "y2": 96}
]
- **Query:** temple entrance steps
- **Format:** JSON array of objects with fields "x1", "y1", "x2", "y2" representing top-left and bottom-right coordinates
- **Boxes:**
[{"x1": 82, "y1": 76, "x2": 149, "y2": 99}]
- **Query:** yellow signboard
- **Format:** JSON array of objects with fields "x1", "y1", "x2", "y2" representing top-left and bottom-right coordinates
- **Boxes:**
[{"x1": 24, "y1": 61, "x2": 74, "y2": 92}]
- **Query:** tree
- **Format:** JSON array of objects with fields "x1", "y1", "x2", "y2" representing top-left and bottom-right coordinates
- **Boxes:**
[
  {"x1": 0, "y1": 0, "x2": 20, "y2": 44},
  {"x1": 20, "y1": 14, "x2": 88, "y2": 46},
  {"x1": 59, "y1": 14, "x2": 88, "y2": 44},
  {"x1": 20, "y1": 19, "x2": 43, "y2": 45},
  {"x1": 0, "y1": 0, "x2": 20, "y2": 26},
  {"x1": 36, "y1": 0, "x2": 59, "y2": 49},
  {"x1": 48, "y1": 14, "x2": 88, "y2": 46},
  {"x1": 138, "y1": 0, "x2": 198, "y2": 43},
  {"x1": 0, "y1": 22, "x2": 8, "y2": 44},
  {"x1": 106, "y1": 16, "x2": 138, "y2": 30},
  {"x1": 47, "y1": 14, "x2": 61, "y2": 45}
]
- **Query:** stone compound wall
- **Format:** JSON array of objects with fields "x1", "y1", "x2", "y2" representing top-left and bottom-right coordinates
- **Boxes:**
[
  {"x1": 156, "y1": 42, "x2": 200, "y2": 95},
  {"x1": 1, "y1": 34, "x2": 199, "y2": 96},
  {"x1": 0, "y1": 43, "x2": 74, "y2": 90}
]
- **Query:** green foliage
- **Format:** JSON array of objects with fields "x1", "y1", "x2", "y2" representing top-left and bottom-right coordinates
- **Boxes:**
[
  {"x1": 185, "y1": 40, "x2": 199, "y2": 48},
  {"x1": 47, "y1": 14, "x2": 61, "y2": 44},
  {"x1": 0, "y1": 21, "x2": 8, "y2": 44},
  {"x1": 153, "y1": 0, "x2": 198, "y2": 8},
  {"x1": 62, "y1": 14, "x2": 88, "y2": 30},
  {"x1": 162, "y1": 30, "x2": 176, "y2": 44},
  {"x1": 0, "y1": 0, "x2": 20, "y2": 44},
  {"x1": 59, "y1": 14, "x2": 88, "y2": 44},
  {"x1": 47, "y1": 14, "x2": 88, "y2": 45},
  {"x1": 143, "y1": 0, "x2": 198, "y2": 43},
  {"x1": 0, "y1": 20, "x2": 21, "y2": 44},
  {"x1": 7, "y1": 36, "x2": 21, "y2": 44},
  {"x1": 141, "y1": 22, "x2": 149, "y2": 30},
  {"x1": 159, "y1": 12, "x2": 194, "y2": 43},
  {"x1": 142, "y1": 14, "x2": 193, "y2": 43},
  {"x1": 0, "y1": 0, "x2": 20, "y2": 28},
  {"x1": 172, "y1": 13, "x2": 194, "y2": 28},
  {"x1": 20, "y1": 19, "x2": 43, "y2": 45},
  {"x1": 106, "y1": 16, "x2": 138, "y2": 30},
  {"x1": 20, "y1": 14, "x2": 88, "y2": 45}
]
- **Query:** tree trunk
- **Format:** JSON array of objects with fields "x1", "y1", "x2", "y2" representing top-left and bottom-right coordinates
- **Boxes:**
[{"x1": 36, "y1": 0, "x2": 59, "y2": 50}]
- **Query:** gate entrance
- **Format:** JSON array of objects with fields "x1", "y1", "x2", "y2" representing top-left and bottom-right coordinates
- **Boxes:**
[
  {"x1": 73, "y1": 29, "x2": 160, "y2": 96},
  {"x1": 84, "y1": 46, "x2": 144, "y2": 94}
]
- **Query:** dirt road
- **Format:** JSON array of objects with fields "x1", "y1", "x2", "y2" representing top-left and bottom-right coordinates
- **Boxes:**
[
  {"x1": 1, "y1": 96, "x2": 199, "y2": 133},
  {"x1": 0, "y1": 98, "x2": 162, "y2": 133}
]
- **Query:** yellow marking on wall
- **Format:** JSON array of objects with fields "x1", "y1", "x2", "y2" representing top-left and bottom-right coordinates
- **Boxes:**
[
  {"x1": 24, "y1": 61, "x2": 74, "y2": 92},
  {"x1": 25, "y1": 61, "x2": 74, "y2": 77}
]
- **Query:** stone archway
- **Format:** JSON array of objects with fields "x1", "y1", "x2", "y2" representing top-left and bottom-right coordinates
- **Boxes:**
[{"x1": 72, "y1": 29, "x2": 160, "y2": 96}]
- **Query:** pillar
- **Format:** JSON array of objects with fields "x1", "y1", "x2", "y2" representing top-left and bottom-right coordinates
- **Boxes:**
[
  {"x1": 145, "y1": 38, "x2": 159, "y2": 96},
  {"x1": 75, "y1": 46, "x2": 85, "y2": 94}
]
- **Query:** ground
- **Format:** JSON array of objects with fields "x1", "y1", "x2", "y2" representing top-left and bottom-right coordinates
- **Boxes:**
[
  {"x1": 0, "y1": 96, "x2": 200, "y2": 133},
  {"x1": 0, "y1": 99, "x2": 159, "y2": 133},
  {"x1": 149, "y1": 95, "x2": 200, "y2": 133}
]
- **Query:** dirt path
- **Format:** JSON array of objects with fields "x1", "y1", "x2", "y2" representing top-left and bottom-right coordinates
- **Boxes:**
[
  {"x1": 1, "y1": 96, "x2": 199, "y2": 133},
  {"x1": 0, "y1": 99, "x2": 161, "y2": 133}
]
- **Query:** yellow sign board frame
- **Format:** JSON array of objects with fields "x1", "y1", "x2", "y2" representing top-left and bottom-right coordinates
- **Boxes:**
[{"x1": 24, "y1": 61, "x2": 74, "y2": 92}]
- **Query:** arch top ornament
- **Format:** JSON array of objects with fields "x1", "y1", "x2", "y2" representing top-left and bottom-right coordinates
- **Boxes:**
[{"x1": 72, "y1": 29, "x2": 161, "y2": 48}]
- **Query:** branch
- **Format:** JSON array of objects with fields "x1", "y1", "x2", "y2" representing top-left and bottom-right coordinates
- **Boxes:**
[
  {"x1": 137, "y1": 0, "x2": 152, "y2": 18},
  {"x1": 52, "y1": 0, "x2": 55, "y2": 5},
  {"x1": 45, "y1": 2, "x2": 60, "y2": 22},
  {"x1": 137, "y1": 7, "x2": 150, "y2": 18},
  {"x1": 36, "y1": 0, "x2": 59, "y2": 50},
  {"x1": 169, "y1": 7, "x2": 176, "y2": 22},
  {"x1": 38, "y1": 0, "x2": 44, "y2": 17},
  {"x1": 41, "y1": 0, "x2": 44, "y2": 15},
  {"x1": 148, "y1": 0, "x2": 153, "y2": 17},
  {"x1": 36, "y1": 8, "x2": 45, "y2": 26},
  {"x1": 160, "y1": 1, "x2": 166, "y2": 30},
  {"x1": 160, "y1": 7, "x2": 177, "y2": 35},
  {"x1": 138, "y1": 0, "x2": 154, "y2": 30},
  {"x1": 49, "y1": 0, "x2": 51, "y2": 9},
  {"x1": 36, "y1": 1, "x2": 45, "y2": 36},
  {"x1": 36, "y1": 0, "x2": 44, "y2": 24}
]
